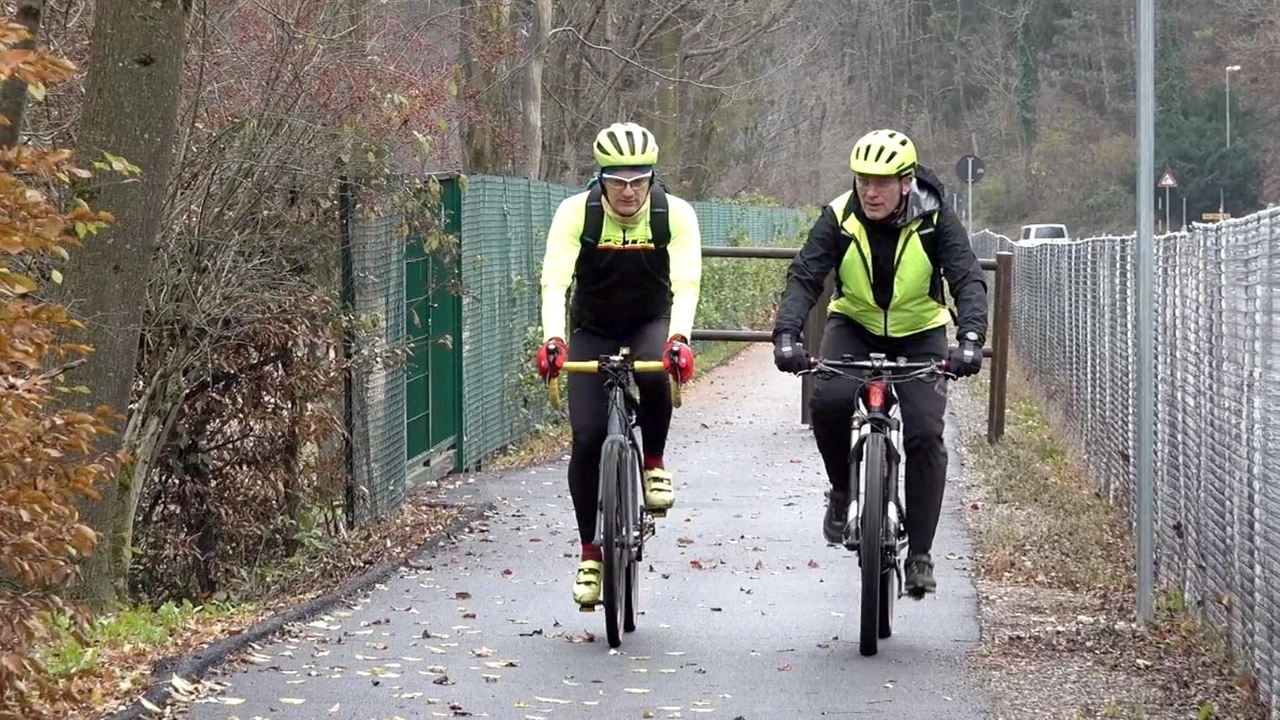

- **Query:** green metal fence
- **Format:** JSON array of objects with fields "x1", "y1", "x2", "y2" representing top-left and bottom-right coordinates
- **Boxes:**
[{"x1": 342, "y1": 173, "x2": 816, "y2": 521}]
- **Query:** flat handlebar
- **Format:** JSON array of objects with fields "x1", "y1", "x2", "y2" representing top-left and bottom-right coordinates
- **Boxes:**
[{"x1": 799, "y1": 354, "x2": 953, "y2": 383}]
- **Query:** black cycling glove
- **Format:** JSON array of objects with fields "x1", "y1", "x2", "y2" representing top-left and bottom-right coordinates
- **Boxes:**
[
  {"x1": 947, "y1": 331, "x2": 984, "y2": 377},
  {"x1": 773, "y1": 332, "x2": 810, "y2": 374}
]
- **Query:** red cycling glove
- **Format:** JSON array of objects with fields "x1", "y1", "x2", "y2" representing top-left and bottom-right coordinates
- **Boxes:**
[
  {"x1": 663, "y1": 335, "x2": 695, "y2": 384},
  {"x1": 536, "y1": 337, "x2": 567, "y2": 380}
]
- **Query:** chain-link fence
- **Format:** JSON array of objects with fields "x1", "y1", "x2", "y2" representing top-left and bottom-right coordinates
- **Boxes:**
[
  {"x1": 972, "y1": 208, "x2": 1280, "y2": 715},
  {"x1": 458, "y1": 175, "x2": 814, "y2": 468},
  {"x1": 340, "y1": 181, "x2": 409, "y2": 526}
]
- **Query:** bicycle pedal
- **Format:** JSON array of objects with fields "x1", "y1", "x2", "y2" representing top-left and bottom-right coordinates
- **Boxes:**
[
  {"x1": 649, "y1": 509, "x2": 667, "y2": 518},
  {"x1": 578, "y1": 604, "x2": 596, "y2": 613}
]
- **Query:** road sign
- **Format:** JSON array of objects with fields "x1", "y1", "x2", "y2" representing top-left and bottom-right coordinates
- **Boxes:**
[
  {"x1": 1158, "y1": 170, "x2": 1178, "y2": 188},
  {"x1": 956, "y1": 155, "x2": 986, "y2": 184},
  {"x1": 1202, "y1": 212, "x2": 1231, "y2": 221}
]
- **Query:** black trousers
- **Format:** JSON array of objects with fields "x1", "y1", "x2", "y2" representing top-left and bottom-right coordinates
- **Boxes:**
[
  {"x1": 810, "y1": 314, "x2": 949, "y2": 555},
  {"x1": 566, "y1": 318, "x2": 672, "y2": 544}
]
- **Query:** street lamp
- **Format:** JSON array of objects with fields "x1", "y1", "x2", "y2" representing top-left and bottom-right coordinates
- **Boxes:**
[
  {"x1": 1221, "y1": 65, "x2": 1241, "y2": 214},
  {"x1": 1226, "y1": 65, "x2": 1241, "y2": 149}
]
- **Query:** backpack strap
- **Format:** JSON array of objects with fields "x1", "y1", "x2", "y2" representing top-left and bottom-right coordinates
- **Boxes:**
[
  {"x1": 916, "y1": 209, "x2": 939, "y2": 261},
  {"x1": 648, "y1": 180, "x2": 671, "y2": 249},
  {"x1": 580, "y1": 183, "x2": 605, "y2": 247}
]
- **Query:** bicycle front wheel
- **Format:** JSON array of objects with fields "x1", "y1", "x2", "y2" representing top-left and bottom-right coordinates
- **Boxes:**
[
  {"x1": 858, "y1": 432, "x2": 889, "y2": 657},
  {"x1": 600, "y1": 437, "x2": 628, "y2": 649}
]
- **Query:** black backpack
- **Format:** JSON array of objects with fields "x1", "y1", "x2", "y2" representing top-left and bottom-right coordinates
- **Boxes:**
[{"x1": 580, "y1": 178, "x2": 671, "y2": 248}]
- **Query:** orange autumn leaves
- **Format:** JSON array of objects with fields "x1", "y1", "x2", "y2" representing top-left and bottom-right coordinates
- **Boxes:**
[{"x1": 0, "y1": 17, "x2": 119, "y2": 719}]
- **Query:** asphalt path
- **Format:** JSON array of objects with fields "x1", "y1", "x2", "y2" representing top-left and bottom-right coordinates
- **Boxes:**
[{"x1": 186, "y1": 344, "x2": 992, "y2": 719}]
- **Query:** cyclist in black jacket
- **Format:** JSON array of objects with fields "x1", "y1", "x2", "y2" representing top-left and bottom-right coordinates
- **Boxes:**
[{"x1": 771, "y1": 129, "x2": 988, "y2": 596}]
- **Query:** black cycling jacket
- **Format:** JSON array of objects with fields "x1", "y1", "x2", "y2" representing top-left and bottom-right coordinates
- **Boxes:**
[{"x1": 772, "y1": 164, "x2": 989, "y2": 345}]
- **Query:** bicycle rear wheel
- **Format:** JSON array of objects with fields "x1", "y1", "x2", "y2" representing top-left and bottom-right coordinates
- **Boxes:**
[
  {"x1": 600, "y1": 437, "x2": 628, "y2": 649},
  {"x1": 858, "y1": 432, "x2": 889, "y2": 657}
]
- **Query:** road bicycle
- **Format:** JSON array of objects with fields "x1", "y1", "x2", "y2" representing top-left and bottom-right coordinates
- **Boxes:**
[
  {"x1": 798, "y1": 352, "x2": 952, "y2": 657},
  {"x1": 548, "y1": 347, "x2": 682, "y2": 648}
]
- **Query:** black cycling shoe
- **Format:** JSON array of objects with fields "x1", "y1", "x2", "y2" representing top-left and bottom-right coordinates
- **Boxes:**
[
  {"x1": 823, "y1": 489, "x2": 849, "y2": 544},
  {"x1": 904, "y1": 553, "x2": 937, "y2": 598}
]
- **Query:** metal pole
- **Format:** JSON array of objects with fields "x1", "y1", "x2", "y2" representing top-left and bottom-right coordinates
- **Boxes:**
[
  {"x1": 1135, "y1": 0, "x2": 1156, "y2": 626},
  {"x1": 1225, "y1": 69, "x2": 1232, "y2": 150},
  {"x1": 1164, "y1": 187, "x2": 1170, "y2": 234},
  {"x1": 1182, "y1": 196, "x2": 1187, "y2": 230},
  {"x1": 966, "y1": 158, "x2": 974, "y2": 235}
]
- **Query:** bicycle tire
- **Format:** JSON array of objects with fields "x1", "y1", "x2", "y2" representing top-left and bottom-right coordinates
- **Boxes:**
[
  {"x1": 859, "y1": 432, "x2": 888, "y2": 657},
  {"x1": 879, "y1": 451, "x2": 901, "y2": 640},
  {"x1": 600, "y1": 437, "x2": 627, "y2": 649},
  {"x1": 623, "y1": 435, "x2": 643, "y2": 633}
]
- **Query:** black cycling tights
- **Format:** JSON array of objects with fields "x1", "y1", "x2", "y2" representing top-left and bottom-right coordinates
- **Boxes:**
[
  {"x1": 809, "y1": 315, "x2": 950, "y2": 556},
  {"x1": 565, "y1": 319, "x2": 673, "y2": 544}
]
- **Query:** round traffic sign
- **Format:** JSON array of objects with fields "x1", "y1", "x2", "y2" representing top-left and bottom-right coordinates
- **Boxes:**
[{"x1": 956, "y1": 155, "x2": 986, "y2": 184}]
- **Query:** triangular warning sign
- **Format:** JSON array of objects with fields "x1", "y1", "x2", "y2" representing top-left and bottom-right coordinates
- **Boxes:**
[{"x1": 1158, "y1": 170, "x2": 1178, "y2": 188}]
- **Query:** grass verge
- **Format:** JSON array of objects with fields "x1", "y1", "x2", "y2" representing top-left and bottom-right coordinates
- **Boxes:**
[{"x1": 954, "y1": 361, "x2": 1268, "y2": 720}]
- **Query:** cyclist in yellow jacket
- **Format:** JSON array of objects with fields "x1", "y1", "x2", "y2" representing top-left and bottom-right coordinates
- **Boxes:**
[
  {"x1": 771, "y1": 129, "x2": 988, "y2": 597},
  {"x1": 536, "y1": 122, "x2": 702, "y2": 607}
]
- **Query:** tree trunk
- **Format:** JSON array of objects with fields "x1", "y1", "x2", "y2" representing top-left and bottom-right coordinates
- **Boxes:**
[
  {"x1": 460, "y1": 0, "x2": 513, "y2": 174},
  {"x1": 652, "y1": 20, "x2": 681, "y2": 179},
  {"x1": 521, "y1": 0, "x2": 551, "y2": 179},
  {"x1": 0, "y1": 0, "x2": 43, "y2": 148},
  {"x1": 62, "y1": 0, "x2": 191, "y2": 611}
]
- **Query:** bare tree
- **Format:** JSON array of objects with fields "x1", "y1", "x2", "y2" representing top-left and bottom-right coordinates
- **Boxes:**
[{"x1": 522, "y1": 0, "x2": 552, "y2": 178}]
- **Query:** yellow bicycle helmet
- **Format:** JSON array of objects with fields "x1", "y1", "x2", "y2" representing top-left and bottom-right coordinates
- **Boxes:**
[
  {"x1": 849, "y1": 129, "x2": 917, "y2": 177},
  {"x1": 593, "y1": 122, "x2": 659, "y2": 168}
]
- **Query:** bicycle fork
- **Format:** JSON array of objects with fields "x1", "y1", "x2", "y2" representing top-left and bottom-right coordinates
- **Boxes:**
[{"x1": 844, "y1": 424, "x2": 909, "y2": 590}]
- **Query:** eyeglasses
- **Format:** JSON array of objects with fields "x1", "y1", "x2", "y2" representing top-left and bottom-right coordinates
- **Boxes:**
[{"x1": 601, "y1": 171, "x2": 653, "y2": 192}]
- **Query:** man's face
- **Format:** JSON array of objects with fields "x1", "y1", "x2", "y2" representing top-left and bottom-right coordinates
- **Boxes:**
[
  {"x1": 600, "y1": 168, "x2": 653, "y2": 216},
  {"x1": 855, "y1": 173, "x2": 912, "y2": 221}
]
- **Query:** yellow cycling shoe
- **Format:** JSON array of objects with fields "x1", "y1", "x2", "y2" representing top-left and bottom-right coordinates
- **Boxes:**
[
  {"x1": 643, "y1": 467, "x2": 675, "y2": 513},
  {"x1": 573, "y1": 559, "x2": 603, "y2": 606}
]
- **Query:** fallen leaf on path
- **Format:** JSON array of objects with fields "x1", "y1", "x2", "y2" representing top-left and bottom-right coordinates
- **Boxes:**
[
  {"x1": 778, "y1": 663, "x2": 792, "y2": 671},
  {"x1": 471, "y1": 646, "x2": 494, "y2": 657},
  {"x1": 455, "y1": 591, "x2": 472, "y2": 599},
  {"x1": 279, "y1": 698, "x2": 305, "y2": 704},
  {"x1": 624, "y1": 688, "x2": 651, "y2": 694},
  {"x1": 484, "y1": 660, "x2": 518, "y2": 668}
]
